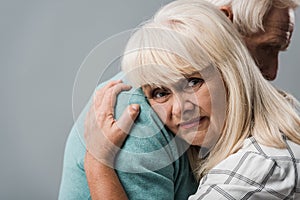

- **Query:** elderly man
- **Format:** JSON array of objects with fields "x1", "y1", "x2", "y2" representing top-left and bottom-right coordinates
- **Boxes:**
[
  {"x1": 58, "y1": 0, "x2": 299, "y2": 199},
  {"x1": 207, "y1": 0, "x2": 297, "y2": 80}
]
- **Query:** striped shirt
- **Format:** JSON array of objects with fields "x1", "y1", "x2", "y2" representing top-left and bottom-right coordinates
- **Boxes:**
[{"x1": 189, "y1": 136, "x2": 300, "y2": 200}]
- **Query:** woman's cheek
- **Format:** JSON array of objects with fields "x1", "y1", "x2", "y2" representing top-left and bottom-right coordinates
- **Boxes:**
[{"x1": 151, "y1": 103, "x2": 170, "y2": 126}]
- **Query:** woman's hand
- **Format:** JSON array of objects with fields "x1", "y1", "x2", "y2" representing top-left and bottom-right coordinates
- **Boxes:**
[
  {"x1": 84, "y1": 80, "x2": 139, "y2": 200},
  {"x1": 84, "y1": 80, "x2": 140, "y2": 166}
]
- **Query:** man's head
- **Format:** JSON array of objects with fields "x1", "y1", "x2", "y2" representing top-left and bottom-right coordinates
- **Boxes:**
[{"x1": 205, "y1": 0, "x2": 299, "y2": 80}]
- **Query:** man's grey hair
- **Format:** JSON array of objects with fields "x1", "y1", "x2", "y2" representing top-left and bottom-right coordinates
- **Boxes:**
[{"x1": 204, "y1": 0, "x2": 299, "y2": 35}]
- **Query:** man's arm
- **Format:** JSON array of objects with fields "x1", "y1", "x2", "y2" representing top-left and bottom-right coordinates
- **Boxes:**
[
  {"x1": 84, "y1": 152, "x2": 128, "y2": 200},
  {"x1": 58, "y1": 122, "x2": 90, "y2": 199},
  {"x1": 58, "y1": 73, "x2": 125, "y2": 200},
  {"x1": 83, "y1": 81, "x2": 138, "y2": 200}
]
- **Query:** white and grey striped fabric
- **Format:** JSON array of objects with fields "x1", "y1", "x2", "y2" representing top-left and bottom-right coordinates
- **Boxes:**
[{"x1": 189, "y1": 136, "x2": 300, "y2": 200}]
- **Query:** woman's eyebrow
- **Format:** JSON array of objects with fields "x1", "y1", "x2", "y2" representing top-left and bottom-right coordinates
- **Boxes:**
[
  {"x1": 176, "y1": 74, "x2": 201, "y2": 87},
  {"x1": 182, "y1": 71, "x2": 202, "y2": 79}
]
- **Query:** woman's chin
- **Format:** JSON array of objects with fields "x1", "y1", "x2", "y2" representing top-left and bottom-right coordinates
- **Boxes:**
[{"x1": 178, "y1": 129, "x2": 208, "y2": 147}]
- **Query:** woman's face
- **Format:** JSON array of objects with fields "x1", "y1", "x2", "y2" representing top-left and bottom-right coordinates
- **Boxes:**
[{"x1": 143, "y1": 70, "x2": 225, "y2": 147}]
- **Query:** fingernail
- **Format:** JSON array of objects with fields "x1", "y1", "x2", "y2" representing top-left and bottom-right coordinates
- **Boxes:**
[{"x1": 131, "y1": 104, "x2": 139, "y2": 111}]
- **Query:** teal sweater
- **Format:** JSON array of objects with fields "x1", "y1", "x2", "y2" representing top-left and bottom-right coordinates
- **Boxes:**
[{"x1": 58, "y1": 72, "x2": 198, "y2": 199}]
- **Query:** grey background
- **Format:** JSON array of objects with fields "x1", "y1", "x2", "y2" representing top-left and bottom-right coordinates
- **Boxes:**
[{"x1": 0, "y1": 0, "x2": 299, "y2": 199}]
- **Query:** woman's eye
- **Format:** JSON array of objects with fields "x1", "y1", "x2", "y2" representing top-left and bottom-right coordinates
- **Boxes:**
[
  {"x1": 152, "y1": 88, "x2": 170, "y2": 99},
  {"x1": 187, "y1": 78, "x2": 204, "y2": 88}
]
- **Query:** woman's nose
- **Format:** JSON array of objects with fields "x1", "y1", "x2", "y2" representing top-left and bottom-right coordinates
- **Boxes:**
[{"x1": 171, "y1": 93, "x2": 195, "y2": 117}]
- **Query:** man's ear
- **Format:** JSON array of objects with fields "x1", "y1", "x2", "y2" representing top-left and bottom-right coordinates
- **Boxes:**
[{"x1": 220, "y1": 6, "x2": 233, "y2": 22}]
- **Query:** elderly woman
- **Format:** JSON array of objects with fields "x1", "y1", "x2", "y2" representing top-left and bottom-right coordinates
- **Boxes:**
[{"x1": 84, "y1": 0, "x2": 300, "y2": 199}]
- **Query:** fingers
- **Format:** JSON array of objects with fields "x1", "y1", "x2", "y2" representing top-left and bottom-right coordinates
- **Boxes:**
[
  {"x1": 93, "y1": 80, "x2": 121, "y2": 108},
  {"x1": 84, "y1": 80, "x2": 140, "y2": 166},
  {"x1": 115, "y1": 104, "x2": 140, "y2": 142},
  {"x1": 100, "y1": 83, "x2": 132, "y2": 118},
  {"x1": 94, "y1": 81, "x2": 132, "y2": 125}
]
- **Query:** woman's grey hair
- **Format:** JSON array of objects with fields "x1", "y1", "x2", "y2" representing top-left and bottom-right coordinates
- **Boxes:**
[{"x1": 121, "y1": 0, "x2": 300, "y2": 178}]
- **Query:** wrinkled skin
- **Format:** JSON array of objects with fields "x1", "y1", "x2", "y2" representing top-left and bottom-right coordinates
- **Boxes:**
[{"x1": 243, "y1": 6, "x2": 295, "y2": 80}]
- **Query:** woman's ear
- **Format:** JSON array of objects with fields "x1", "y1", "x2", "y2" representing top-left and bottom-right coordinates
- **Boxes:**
[{"x1": 220, "y1": 6, "x2": 233, "y2": 22}]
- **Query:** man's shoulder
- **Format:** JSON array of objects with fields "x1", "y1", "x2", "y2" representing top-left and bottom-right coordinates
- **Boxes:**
[
  {"x1": 67, "y1": 72, "x2": 183, "y2": 171},
  {"x1": 114, "y1": 88, "x2": 187, "y2": 172}
]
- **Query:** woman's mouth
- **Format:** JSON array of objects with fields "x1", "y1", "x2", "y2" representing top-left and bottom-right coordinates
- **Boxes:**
[{"x1": 179, "y1": 116, "x2": 208, "y2": 129}]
